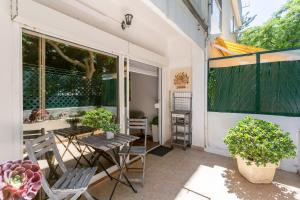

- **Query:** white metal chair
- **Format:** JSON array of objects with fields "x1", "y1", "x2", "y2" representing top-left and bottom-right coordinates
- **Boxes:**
[
  {"x1": 119, "y1": 118, "x2": 147, "y2": 186},
  {"x1": 25, "y1": 133, "x2": 97, "y2": 200}
]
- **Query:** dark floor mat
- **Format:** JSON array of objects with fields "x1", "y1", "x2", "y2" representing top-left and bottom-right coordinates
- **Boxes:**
[{"x1": 149, "y1": 146, "x2": 172, "y2": 157}]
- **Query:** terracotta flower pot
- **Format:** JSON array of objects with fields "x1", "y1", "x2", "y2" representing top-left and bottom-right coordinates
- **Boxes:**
[{"x1": 236, "y1": 156, "x2": 279, "y2": 184}]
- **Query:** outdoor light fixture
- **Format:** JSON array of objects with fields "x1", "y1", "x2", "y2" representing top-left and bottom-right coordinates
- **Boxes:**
[{"x1": 121, "y1": 14, "x2": 133, "y2": 30}]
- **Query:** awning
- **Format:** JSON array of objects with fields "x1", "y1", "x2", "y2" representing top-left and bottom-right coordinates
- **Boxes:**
[
  {"x1": 209, "y1": 37, "x2": 300, "y2": 68},
  {"x1": 210, "y1": 37, "x2": 265, "y2": 58}
]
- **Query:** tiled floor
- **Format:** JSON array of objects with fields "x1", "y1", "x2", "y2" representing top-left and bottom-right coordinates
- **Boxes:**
[{"x1": 87, "y1": 148, "x2": 300, "y2": 200}]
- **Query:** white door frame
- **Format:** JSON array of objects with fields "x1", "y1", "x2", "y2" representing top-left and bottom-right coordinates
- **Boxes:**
[{"x1": 123, "y1": 59, "x2": 163, "y2": 145}]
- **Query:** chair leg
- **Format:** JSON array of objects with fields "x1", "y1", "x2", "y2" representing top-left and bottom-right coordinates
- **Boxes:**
[
  {"x1": 83, "y1": 191, "x2": 95, "y2": 200},
  {"x1": 141, "y1": 155, "x2": 146, "y2": 187},
  {"x1": 70, "y1": 191, "x2": 85, "y2": 200}
]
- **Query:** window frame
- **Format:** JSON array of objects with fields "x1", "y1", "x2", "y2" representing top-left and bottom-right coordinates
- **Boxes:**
[{"x1": 22, "y1": 30, "x2": 119, "y2": 120}]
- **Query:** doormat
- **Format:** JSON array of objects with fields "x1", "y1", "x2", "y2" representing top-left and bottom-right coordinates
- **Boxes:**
[{"x1": 149, "y1": 146, "x2": 172, "y2": 157}]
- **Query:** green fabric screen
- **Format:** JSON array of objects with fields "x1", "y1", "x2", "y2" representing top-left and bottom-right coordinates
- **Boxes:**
[
  {"x1": 208, "y1": 60, "x2": 300, "y2": 116},
  {"x1": 23, "y1": 65, "x2": 117, "y2": 110}
]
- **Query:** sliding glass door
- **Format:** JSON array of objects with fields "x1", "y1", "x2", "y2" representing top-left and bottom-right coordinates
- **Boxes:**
[{"x1": 22, "y1": 31, "x2": 119, "y2": 131}]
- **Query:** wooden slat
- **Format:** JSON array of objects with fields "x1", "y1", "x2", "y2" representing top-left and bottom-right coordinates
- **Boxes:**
[
  {"x1": 77, "y1": 134, "x2": 139, "y2": 152},
  {"x1": 32, "y1": 139, "x2": 53, "y2": 152},
  {"x1": 128, "y1": 126, "x2": 146, "y2": 129},
  {"x1": 30, "y1": 134, "x2": 53, "y2": 144},
  {"x1": 52, "y1": 168, "x2": 96, "y2": 190},
  {"x1": 35, "y1": 146, "x2": 53, "y2": 158}
]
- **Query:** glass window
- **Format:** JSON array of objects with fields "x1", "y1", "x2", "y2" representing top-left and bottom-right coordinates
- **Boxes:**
[
  {"x1": 210, "y1": 0, "x2": 222, "y2": 34},
  {"x1": 22, "y1": 31, "x2": 118, "y2": 128},
  {"x1": 22, "y1": 34, "x2": 40, "y2": 116}
]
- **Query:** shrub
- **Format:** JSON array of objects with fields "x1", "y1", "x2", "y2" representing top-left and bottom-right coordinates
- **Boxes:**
[
  {"x1": 224, "y1": 116, "x2": 296, "y2": 166},
  {"x1": 81, "y1": 108, "x2": 113, "y2": 130}
]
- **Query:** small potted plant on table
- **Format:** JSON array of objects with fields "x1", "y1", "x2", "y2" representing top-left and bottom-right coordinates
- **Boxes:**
[
  {"x1": 103, "y1": 122, "x2": 120, "y2": 139},
  {"x1": 224, "y1": 116, "x2": 296, "y2": 183},
  {"x1": 82, "y1": 108, "x2": 120, "y2": 139}
]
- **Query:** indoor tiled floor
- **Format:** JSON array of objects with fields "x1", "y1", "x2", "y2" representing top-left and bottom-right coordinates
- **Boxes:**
[{"x1": 87, "y1": 148, "x2": 300, "y2": 200}]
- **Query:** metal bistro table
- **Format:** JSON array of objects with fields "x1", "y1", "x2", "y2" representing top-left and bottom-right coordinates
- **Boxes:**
[
  {"x1": 77, "y1": 134, "x2": 139, "y2": 200},
  {"x1": 51, "y1": 126, "x2": 96, "y2": 168}
]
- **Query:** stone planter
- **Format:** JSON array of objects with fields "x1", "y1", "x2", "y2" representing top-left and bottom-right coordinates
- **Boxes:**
[
  {"x1": 152, "y1": 125, "x2": 159, "y2": 142},
  {"x1": 236, "y1": 156, "x2": 278, "y2": 184},
  {"x1": 106, "y1": 131, "x2": 114, "y2": 140}
]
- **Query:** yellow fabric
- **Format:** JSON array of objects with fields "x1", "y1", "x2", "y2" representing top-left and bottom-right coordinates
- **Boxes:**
[{"x1": 212, "y1": 37, "x2": 266, "y2": 57}]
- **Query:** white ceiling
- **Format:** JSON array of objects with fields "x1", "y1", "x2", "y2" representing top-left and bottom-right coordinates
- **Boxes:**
[{"x1": 33, "y1": 0, "x2": 182, "y2": 56}]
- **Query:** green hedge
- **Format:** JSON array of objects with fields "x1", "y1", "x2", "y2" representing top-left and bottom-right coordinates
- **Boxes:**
[{"x1": 208, "y1": 60, "x2": 300, "y2": 116}]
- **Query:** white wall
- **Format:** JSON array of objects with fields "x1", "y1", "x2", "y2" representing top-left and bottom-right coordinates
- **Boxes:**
[
  {"x1": 192, "y1": 44, "x2": 205, "y2": 147},
  {"x1": 206, "y1": 112, "x2": 300, "y2": 172},
  {"x1": 0, "y1": 0, "x2": 23, "y2": 162},
  {"x1": 221, "y1": 0, "x2": 236, "y2": 41},
  {"x1": 166, "y1": 36, "x2": 206, "y2": 147},
  {"x1": 150, "y1": 0, "x2": 206, "y2": 49},
  {"x1": 130, "y1": 72, "x2": 158, "y2": 134},
  {"x1": 16, "y1": 0, "x2": 167, "y2": 67}
]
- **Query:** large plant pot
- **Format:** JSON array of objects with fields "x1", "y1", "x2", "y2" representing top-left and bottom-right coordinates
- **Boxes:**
[
  {"x1": 152, "y1": 125, "x2": 159, "y2": 142},
  {"x1": 236, "y1": 156, "x2": 278, "y2": 184}
]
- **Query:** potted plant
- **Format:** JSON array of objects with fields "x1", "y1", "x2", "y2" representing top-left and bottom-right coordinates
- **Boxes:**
[
  {"x1": 102, "y1": 122, "x2": 120, "y2": 139},
  {"x1": 151, "y1": 116, "x2": 159, "y2": 142},
  {"x1": 66, "y1": 117, "x2": 81, "y2": 128},
  {"x1": 224, "y1": 116, "x2": 296, "y2": 183},
  {"x1": 82, "y1": 108, "x2": 120, "y2": 139}
]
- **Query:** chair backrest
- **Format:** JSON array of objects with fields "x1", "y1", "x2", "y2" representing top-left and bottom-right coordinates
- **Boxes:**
[
  {"x1": 128, "y1": 118, "x2": 148, "y2": 147},
  {"x1": 23, "y1": 128, "x2": 45, "y2": 143},
  {"x1": 25, "y1": 133, "x2": 67, "y2": 198}
]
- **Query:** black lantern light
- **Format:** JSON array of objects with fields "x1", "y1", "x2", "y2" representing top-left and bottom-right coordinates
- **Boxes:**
[{"x1": 121, "y1": 14, "x2": 133, "y2": 30}]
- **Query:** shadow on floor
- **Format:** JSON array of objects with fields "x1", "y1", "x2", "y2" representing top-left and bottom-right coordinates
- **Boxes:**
[{"x1": 222, "y1": 168, "x2": 298, "y2": 200}]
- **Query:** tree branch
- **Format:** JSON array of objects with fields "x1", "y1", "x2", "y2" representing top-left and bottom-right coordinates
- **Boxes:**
[{"x1": 47, "y1": 41, "x2": 95, "y2": 79}]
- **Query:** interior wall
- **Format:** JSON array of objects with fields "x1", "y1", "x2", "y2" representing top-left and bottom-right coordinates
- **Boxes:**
[
  {"x1": 206, "y1": 112, "x2": 300, "y2": 173},
  {"x1": 130, "y1": 72, "x2": 158, "y2": 134},
  {"x1": 0, "y1": 0, "x2": 23, "y2": 162}
]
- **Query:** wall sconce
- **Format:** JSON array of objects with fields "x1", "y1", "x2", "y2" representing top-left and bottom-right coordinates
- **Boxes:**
[{"x1": 121, "y1": 14, "x2": 133, "y2": 30}]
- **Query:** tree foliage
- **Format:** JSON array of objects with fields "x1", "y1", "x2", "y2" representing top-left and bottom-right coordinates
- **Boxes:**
[{"x1": 238, "y1": 0, "x2": 300, "y2": 49}]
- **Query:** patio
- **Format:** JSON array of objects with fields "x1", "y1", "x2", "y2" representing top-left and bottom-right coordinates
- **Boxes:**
[{"x1": 83, "y1": 147, "x2": 300, "y2": 200}]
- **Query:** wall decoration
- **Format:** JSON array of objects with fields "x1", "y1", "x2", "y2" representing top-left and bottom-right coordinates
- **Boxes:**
[{"x1": 171, "y1": 68, "x2": 192, "y2": 91}]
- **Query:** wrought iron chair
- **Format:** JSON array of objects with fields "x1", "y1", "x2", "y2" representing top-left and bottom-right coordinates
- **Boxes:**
[
  {"x1": 25, "y1": 133, "x2": 97, "y2": 200},
  {"x1": 119, "y1": 118, "x2": 147, "y2": 186}
]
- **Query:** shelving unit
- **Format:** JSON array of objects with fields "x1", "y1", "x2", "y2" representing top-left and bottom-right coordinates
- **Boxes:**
[{"x1": 170, "y1": 92, "x2": 192, "y2": 150}]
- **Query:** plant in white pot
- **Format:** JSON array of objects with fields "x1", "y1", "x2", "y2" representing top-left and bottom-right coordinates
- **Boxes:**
[
  {"x1": 151, "y1": 116, "x2": 159, "y2": 142},
  {"x1": 224, "y1": 116, "x2": 296, "y2": 184},
  {"x1": 102, "y1": 122, "x2": 120, "y2": 139}
]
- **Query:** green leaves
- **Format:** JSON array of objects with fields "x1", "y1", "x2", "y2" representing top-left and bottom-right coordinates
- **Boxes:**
[
  {"x1": 238, "y1": 0, "x2": 300, "y2": 49},
  {"x1": 81, "y1": 108, "x2": 113, "y2": 130},
  {"x1": 224, "y1": 116, "x2": 296, "y2": 166}
]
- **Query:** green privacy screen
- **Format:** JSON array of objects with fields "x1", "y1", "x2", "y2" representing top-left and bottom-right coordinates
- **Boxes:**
[
  {"x1": 23, "y1": 65, "x2": 117, "y2": 110},
  {"x1": 208, "y1": 60, "x2": 300, "y2": 116}
]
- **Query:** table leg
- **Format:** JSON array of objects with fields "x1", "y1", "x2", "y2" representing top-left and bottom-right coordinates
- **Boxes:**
[
  {"x1": 72, "y1": 138, "x2": 93, "y2": 168},
  {"x1": 107, "y1": 147, "x2": 137, "y2": 200}
]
